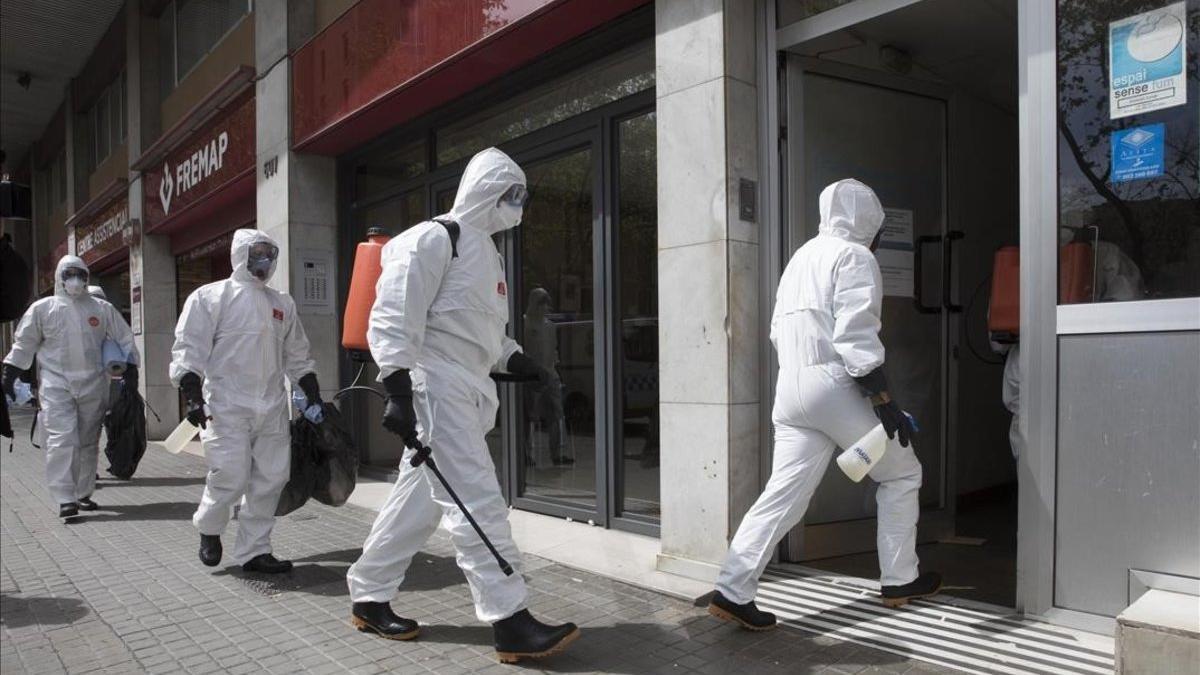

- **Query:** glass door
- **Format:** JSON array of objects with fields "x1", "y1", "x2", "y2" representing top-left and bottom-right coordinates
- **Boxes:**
[
  {"x1": 510, "y1": 136, "x2": 604, "y2": 522},
  {"x1": 783, "y1": 59, "x2": 955, "y2": 561}
]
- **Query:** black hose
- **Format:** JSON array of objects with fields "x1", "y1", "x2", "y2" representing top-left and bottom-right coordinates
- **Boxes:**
[{"x1": 333, "y1": 385, "x2": 387, "y2": 402}]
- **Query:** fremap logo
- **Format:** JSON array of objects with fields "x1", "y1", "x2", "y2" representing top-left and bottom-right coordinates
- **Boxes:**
[{"x1": 159, "y1": 162, "x2": 174, "y2": 215}]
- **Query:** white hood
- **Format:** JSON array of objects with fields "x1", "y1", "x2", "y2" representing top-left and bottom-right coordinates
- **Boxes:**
[
  {"x1": 230, "y1": 228, "x2": 279, "y2": 284},
  {"x1": 54, "y1": 255, "x2": 90, "y2": 298},
  {"x1": 446, "y1": 147, "x2": 527, "y2": 235},
  {"x1": 817, "y1": 179, "x2": 885, "y2": 248}
]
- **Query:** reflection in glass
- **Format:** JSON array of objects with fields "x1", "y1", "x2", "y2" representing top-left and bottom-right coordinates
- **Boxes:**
[
  {"x1": 616, "y1": 113, "x2": 660, "y2": 520},
  {"x1": 437, "y1": 42, "x2": 653, "y2": 165},
  {"x1": 777, "y1": 0, "x2": 858, "y2": 26},
  {"x1": 355, "y1": 139, "x2": 427, "y2": 201},
  {"x1": 1056, "y1": 1, "x2": 1199, "y2": 303},
  {"x1": 358, "y1": 189, "x2": 426, "y2": 239},
  {"x1": 517, "y1": 148, "x2": 595, "y2": 509}
]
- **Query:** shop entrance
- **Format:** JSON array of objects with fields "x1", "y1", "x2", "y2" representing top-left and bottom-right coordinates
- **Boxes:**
[{"x1": 779, "y1": 0, "x2": 1019, "y2": 607}]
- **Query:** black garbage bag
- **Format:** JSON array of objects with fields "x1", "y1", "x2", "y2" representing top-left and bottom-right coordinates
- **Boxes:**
[
  {"x1": 276, "y1": 417, "x2": 318, "y2": 516},
  {"x1": 310, "y1": 402, "x2": 358, "y2": 507},
  {"x1": 276, "y1": 401, "x2": 358, "y2": 516},
  {"x1": 104, "y1": 381, "x2": 147, "y2": 479}
]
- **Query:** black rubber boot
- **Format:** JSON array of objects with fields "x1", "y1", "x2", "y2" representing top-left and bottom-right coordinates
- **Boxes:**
[
  {"x1": 351, "y1": 602, "x2": 420, "y2": 641},
  {"x1": 708, "y1": 591, "x2": 777, "y2": 631},
  {"x1": 59, "y1": 503, "x2": 79, "y2": 520},
  {"x1": 199, "y1": 534, "x2": 222, "y2": 567},
  {"x1": 881, "y1": 571, "x2": 943, "y2": 608},
  {"x1": 77, "y1": 497, "x2": 99, "y2": 511},
  {"x1": 242, "y1": 553, "x2": 293, "y2": 574},
  {"x1": 492, "y1": 609, "x2": 579, "y2": 664}
]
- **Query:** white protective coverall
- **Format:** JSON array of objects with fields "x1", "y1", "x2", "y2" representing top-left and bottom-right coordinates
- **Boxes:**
[
  {"x1": 170, "y1": 229, "x2": 316, "y2": 564},
  {"x1": 347, "y1": 148, "x2": 528, "y2": 623},
  {"x1": 715, "y1": 179, "x2": 923, "y2": 604},
  {"x1": 4, "y1": 256, "x2": 139, "y2": 504}
]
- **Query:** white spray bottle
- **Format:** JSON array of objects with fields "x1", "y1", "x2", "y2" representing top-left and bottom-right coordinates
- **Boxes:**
[
  {"x1": 836, "y1": 412, "x2": 918, "y2": 482},
  {"x1": 162, "y1": 406, "x2": 208, "y2": 455}
]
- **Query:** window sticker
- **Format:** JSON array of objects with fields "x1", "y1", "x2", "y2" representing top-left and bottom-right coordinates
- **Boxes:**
[{"x1": 1109, "y1": 2, "x2": 1187, "y2": 119}]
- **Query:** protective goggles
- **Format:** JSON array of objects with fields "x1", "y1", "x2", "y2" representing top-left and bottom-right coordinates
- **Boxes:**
[
  {"x1": 247, "y1": 242, "x2": 279, "y2": 262},
  {"x1": 61, "y1": 267, "x2": 89, "y2": 283},
  {"x1": 498, "y1": 184, "x2": 529, "y2": 208}
]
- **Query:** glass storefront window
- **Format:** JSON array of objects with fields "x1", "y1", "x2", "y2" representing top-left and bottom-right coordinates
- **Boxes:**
[
  {"x1": 1056, "y1": 1, "x2": 1199, "y2": 303},
  {"x1": 616, "y1": 112, "x2": 659, "y2": 521},
  {"x1": 517, "y1": 147, "x2": 596, "y2": 510},
  {"x1": 354, "y1": 139, "x2": 428, "y2": 202},
  {"x1": 436, "y1": 42, "x2": 654, "y2": 166}
]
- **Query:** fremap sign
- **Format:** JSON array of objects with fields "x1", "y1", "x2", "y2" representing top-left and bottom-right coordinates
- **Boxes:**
[{"x1": 143, "y1": 91, "x2": 255, "y2": 229}]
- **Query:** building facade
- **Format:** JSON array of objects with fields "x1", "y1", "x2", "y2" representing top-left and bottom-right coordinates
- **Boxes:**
[{"x1": 3, "y1": 0, "x2": 1197, "y2": 635}]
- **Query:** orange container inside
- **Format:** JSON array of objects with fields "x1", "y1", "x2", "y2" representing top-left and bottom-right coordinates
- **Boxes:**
[{"x1": 988, "y1": 246, "x2": 1020, "y2": 342}]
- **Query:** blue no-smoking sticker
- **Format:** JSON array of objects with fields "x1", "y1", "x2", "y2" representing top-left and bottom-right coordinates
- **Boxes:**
[{"x1": 1112, "y1": 124, "x2": 1165, "y2": 183}]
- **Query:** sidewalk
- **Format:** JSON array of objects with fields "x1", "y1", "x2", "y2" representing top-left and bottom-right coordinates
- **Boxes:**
[{"x1": 1, "y1": 409, "x2": 942, "y2": 675}]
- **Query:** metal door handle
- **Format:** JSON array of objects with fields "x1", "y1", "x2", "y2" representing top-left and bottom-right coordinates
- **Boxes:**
[
  {"x1": 944, "y1": 231, "x2": 965, "y2": 312},
  {"x1": 913, "y1": 234, "x2": 942, "y2": 314}
]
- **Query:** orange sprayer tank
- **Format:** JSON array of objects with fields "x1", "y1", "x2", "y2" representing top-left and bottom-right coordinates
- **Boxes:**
[
  {"x1": 1058, "y1": 241, "x2": 1094, "y2": 304},
  {"x1": 988, "y1": 246, "x2": 1020, "y2": 343},
  {"x1": 342, "y1": 227, "x2": 390, "y2": 356}
]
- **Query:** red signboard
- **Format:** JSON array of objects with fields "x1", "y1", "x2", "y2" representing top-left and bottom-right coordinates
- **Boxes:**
[
  {"x1": 290, "y1": 0, "x2": 647, "y2": 155},
  {"x1": 75, "y1": 193, "x2": 131, "y2": 269},
  {"x1": 143, "y1": 90, "x2": 256, "y2": 232}
]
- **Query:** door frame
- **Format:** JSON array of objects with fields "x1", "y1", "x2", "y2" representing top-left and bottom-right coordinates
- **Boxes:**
[
  {"x1": 779, "y1": 55, "x2": 957, "y2": 561},
  {"x1": 502, "y1": 129, "x2": 609, "y2": 526}
]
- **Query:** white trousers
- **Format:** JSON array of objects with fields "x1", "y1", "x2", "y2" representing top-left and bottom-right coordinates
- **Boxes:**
[
  {"x1": 347, "y1": 368, "x2": 527, "y2": 623},
  {"x1": 40, "y1": 382, "x2": 106, "y2": 504},
  {"x1": 192, "y1": 400, "x2": 290, "y2": 564},
  {"x1": 715, "y1": 365, "x2": 923, "y2": 604}
]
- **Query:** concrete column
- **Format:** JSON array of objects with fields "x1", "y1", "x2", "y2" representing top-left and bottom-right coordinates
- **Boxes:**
[
  {"x1": 655, "y1": 0, "x2": 762, "y2": 581},
  {"x1": 126, "y1": 0, "x2": 178, "y2": 437},
  {"x1": 255, "y1": 0, "x2": 339, "y2": 398}
]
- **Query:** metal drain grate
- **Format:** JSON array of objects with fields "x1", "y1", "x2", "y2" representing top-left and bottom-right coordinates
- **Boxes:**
[
  {"x1": 237, "y1": 564, "x2": 343, "y2": 597},
  {"x1": 759, "y1": 567, "x2": 1115, "y2": 675}
]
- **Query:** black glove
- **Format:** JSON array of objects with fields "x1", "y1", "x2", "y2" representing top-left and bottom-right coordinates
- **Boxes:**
[
  {"x1": 506, "y1": 351, "x2": 552, "y2": 386},
  {"x1": 298, "y1": 372, "x2": 322, "y2": 408},
  {"x1": 2, "y1": 364, "x2": 25, "y2": 400},
  {"x1": 122, "y1": 364, "x2": 138, "y2": 389},
  {"x1": 179, "y1": 372, "x2": 208, "y2": 429},
  {"x1": 852, "y1": 368, "x2": 914, "y2": 447},
  {"x1": 381, "y1": 369, "x2": 419, "y2": 448}
]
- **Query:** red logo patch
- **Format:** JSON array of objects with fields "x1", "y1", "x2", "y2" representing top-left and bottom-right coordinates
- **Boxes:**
[
  {"x1": 497, "y1": 282, "x2": 507, "y2": 297},
  {"x1": 272, "y1": 308, "x2": 284, "y2": 321},
  {"x1": 88, "y1": 317, "x2": 100, "y2": 327}
]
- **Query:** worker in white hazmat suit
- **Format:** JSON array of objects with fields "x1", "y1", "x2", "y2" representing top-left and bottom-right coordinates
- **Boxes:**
[
  {"x1": 708, "y1": 180, "x2": 941, "y2": 630},
  {"x1": 346, "y1": 148, "x2": 579, "y2": 663},
  {"x1": 170, "y1": 229, "x2": 322, "y2": 573},
  {"x1": 3, "y1": 256, "x2": 139, "y2": 519},
  {"x1": 995, "y1": 227, "x2": 1146, "y2": 460}
]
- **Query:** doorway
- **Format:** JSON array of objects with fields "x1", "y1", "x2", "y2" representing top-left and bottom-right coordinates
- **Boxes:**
[{"x1": 777, "y1": 0, "x2": 1020, "y2": 607}]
